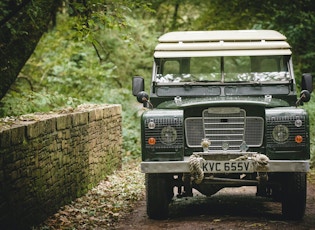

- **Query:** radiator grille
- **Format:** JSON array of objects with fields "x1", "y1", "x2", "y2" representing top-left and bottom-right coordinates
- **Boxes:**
[
  {"x1": 203, "y1": 108, "x2": 246, "y2": 149},
  {"x1": 185, "y1": 110, "x2": 264, "y2": 149}
]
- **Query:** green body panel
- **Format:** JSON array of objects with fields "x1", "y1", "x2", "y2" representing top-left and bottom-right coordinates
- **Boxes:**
[
  {"x1": 156, "y1": 96, "x2": 290, "y2": 109},
  {"x1": 141, "y1": 109, "x2": 184, "y2": 161},
  {"x1": 141, "y1": 99, "x2": 310, "y2": 161}
]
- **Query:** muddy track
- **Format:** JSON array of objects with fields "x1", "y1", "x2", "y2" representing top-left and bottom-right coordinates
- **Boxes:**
[{"x1": 115, "y1": 181, "x2": 315, "y2": 230}]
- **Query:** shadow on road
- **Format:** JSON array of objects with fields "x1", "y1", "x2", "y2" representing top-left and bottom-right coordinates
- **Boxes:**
[
  {"x1": 116, "y1": 186, "x2": 315, "y2": 230},
  {"x1": 169, "y1": 187, "x2": 283, "y2": 220}
]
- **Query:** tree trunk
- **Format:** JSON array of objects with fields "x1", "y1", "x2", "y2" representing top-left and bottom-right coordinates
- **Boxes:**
[
  {"x1": 171, "y1": 1, "x2": 180, "y2": 31},
  {"x1": 0, "y1": 0, "x2": 62, "y2": 99}
]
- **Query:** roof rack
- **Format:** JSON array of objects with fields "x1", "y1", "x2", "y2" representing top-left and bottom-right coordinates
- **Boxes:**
[
  {"x1": 158, "y1": 30, "x2": 287, "y2": 43},
  {"x1": 154, "y1": 30, "x2": 291, "y2": 58}
]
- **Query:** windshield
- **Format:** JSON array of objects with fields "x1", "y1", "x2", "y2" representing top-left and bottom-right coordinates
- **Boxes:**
[{"x1": 155, "y1": 56, "x2": 291, "y2": 83}]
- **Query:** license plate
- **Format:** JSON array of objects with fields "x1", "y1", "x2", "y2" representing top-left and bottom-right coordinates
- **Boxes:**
[{"x1": 201, "y1": 161, "x2": 254, "y2": 173}]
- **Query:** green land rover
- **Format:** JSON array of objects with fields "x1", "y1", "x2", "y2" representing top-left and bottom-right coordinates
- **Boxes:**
[{"x1": 132, "y1": 30, "x2": 313, "y2": 220}]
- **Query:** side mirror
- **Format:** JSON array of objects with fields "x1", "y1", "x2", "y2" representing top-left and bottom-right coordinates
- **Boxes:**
[
  {"x1": 136, "y1": 91, "x2": 149, "y2": 104},
  {"x1": 296, "y1": 90, "x2": 311, "y2": 106},
  {"x1": 300, "y1": 90, "x2": 311, "y2": 103},
  {"x1": 132, "y1": 76, "x2": 145, "y2": 96},
  {"x1": 301, "y1": 73, "x2": 313, "y2": 93}
]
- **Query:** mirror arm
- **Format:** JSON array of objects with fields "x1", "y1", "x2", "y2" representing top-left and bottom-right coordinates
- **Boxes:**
[
  {"x1": 141, "y1": 97, "x2": 153, "y2": 109},
  {"x1": 296, "y1": 90, "x2": 311, "y2": 107},
  {"x1": 296, "y1": 94, "x2": 305, "y2": 107}
]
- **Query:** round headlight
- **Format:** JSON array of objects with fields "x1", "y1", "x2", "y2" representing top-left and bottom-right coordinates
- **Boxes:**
[
  {"x1": 272, "y1": 125, "x2": 289, "y2": 143},
  {"x1": 161, "y1": 126, "x2": 177, "y2": 144}
]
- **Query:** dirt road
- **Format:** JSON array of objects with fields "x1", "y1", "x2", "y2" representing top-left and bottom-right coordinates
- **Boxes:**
[{"x1": 115, "y1": 180, "x2": 315, "y2": 230}]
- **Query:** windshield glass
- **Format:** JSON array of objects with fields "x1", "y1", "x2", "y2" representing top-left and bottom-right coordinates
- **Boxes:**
[{"x1": 155, "y1": 56, "x2": 291, "y2": 83}]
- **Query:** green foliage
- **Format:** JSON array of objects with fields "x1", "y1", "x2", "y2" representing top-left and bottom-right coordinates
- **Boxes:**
[
  {"x1": 64, "y1": 0, "x2": 154, "y2": 42},
  {"x1": 0, "y1": 9, "x2": 156, "y2": 157},
  {"x1": 302, "y1": 97, "x2": 315, "y2": 167}
]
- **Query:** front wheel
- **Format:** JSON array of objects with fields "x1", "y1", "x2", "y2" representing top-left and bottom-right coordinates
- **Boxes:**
[
  {"x1": 146, "y1": 173, "x2": 173, "y2": 219},
  {"x1": 281, "y1": 172, "x2": 307, "y2": 220}
]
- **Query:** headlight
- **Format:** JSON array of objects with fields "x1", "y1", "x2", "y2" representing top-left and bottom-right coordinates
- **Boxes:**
[
  {"x1": 161, "y1": 126, "x2": 177, "y2": 144},
  {"x1": 272, "y1": 125, "x2": 289, "y2": 143}
]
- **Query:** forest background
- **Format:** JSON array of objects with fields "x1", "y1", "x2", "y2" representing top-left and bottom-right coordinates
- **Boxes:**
[{"x1": 0, "y1": 0, "x2": 315, "y2": 166}]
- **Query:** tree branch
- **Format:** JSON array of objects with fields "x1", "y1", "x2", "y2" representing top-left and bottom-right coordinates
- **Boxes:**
[{"x1": 0, "y1": 0, "x2": 32, "y2": 27}]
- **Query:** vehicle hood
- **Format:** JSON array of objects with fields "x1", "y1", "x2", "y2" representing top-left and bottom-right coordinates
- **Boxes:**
[{"x1": 156, "y1": 96, "x2": 290, "y2": 109}]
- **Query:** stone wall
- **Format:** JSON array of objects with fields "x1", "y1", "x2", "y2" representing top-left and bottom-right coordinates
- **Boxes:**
[{"x1": 0, "y1": 104, "x2": 122, "y2": 229}]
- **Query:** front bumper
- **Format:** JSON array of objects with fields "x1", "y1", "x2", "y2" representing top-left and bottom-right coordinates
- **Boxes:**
[{"x1": 141, "y1": 156, "x2": 310, "y2": 173}]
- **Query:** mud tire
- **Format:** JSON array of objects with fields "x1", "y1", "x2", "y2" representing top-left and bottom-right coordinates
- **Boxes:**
[
  {"x1": 281, "y1": 172, "x2": 307, "y2": 220},
  {"x1": 146, "y1": 173, "x2": 173, "y2": 219}
]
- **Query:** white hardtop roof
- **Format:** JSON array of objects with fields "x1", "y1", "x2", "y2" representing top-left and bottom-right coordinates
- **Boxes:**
[
  {"x1": 158, "y1": 30, "x2": 287, "y2": 43},
  {"x1": 155, "y1": 30, "x2": 291, "y2": 58}
]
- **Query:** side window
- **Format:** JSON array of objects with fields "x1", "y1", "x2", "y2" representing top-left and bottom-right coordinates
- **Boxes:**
[
  {"x1": 163, "y1": 60, "x2": 180, "y2": 75},
  {"x1": 224, "y1": 56, "x2": 251, "y2": 81},
  {"x1": 225, "y1": 56, "x2": 251, "y2": 73},
  {"x1": 190, "y1": 57, "x2": 220, "y2": 74},
  {"x1": 190, "y1": 57, "x2": 221, "y2": 81},
  {"x1": 260, "y1": 59, "x2": 278, "y2": 72},
  {"x1": 251, "y1": 56, "x2": 288, "y2": 72}
]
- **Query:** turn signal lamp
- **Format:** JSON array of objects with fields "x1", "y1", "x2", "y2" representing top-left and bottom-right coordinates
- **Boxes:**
[
  {"x1": 295, "y1": 135, "x2": 303, "y2": 144},
  {"x1": 148, "y1": 137, "x2": 156, "y2": 145}
]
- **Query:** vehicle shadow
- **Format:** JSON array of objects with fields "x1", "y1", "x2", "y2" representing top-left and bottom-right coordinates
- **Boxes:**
[{"x1": 169, "y1": 186, "x2": 283, "y2": 220}]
